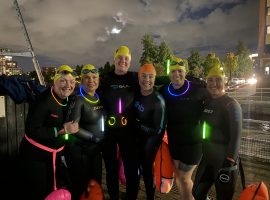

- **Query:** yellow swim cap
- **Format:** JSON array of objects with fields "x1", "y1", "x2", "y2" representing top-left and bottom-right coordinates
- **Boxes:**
[
  {"x1": 169, "y1": 56, "x2": 188, "y2": 73},
  {"x1": 207, "y1": 66, "x2": 225, "y2": 78},
  {"x1": 114, "y1": 45, "x2": 131, "y2": 60},
  {"x1": 81, "y1": 64, "x2": 98, "y2": 75},
  {"x1": 54, "y1": 65, "x2": 76, "y2": 83}
]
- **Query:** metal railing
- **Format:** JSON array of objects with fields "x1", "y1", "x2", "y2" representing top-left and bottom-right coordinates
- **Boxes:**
[{"x1": 227, "y1": 87, "x2": 270, "y2": 102}]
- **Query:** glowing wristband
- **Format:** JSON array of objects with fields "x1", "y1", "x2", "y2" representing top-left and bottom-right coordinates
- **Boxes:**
[
  {"x1": 121, "y1": 117, "x2": 127, "y2": 126},
  {"x1": 53, "y1": 127, "x2": 58, "y2": 138},
  {"x1": 108, "y1": 116, "x2": 116, "y2": 126},
  {"x1": 64, "y1": 126, "x2": 69, "y2": 140},
  {"x1": 64, "y1": 134, "x2": 69, "y2": 140}
]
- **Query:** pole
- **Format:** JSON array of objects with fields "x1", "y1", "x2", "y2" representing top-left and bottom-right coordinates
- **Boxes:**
[{"x1": 13, "y1": 0, "x2": 46, "y2": 86}]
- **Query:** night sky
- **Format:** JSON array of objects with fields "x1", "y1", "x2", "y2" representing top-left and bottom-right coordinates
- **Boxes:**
[{"x1": 0, "y1": 0, "x2": 258, "y2": 72}]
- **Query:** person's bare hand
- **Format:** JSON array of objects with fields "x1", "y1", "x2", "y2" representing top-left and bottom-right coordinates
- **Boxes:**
[{"x1": 64, "y1": 121, "x2": 79, "y2": 134}]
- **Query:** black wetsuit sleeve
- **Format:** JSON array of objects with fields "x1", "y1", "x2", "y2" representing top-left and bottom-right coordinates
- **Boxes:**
[
  {"x1": 225, "y1": 100, "x2": 242, "y2": 160},
  {"x1": 66, "y1": 96, "x2": 95, "y2": 141},
  {"x1": 137, "y1": 95, "x2": 166, "y2": 135}
]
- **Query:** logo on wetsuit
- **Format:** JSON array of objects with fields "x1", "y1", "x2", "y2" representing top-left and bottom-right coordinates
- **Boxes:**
[
  {"x1": 93, "y1": 106, "x2": 103, "y2": 111},
  {"x1": 203, "y1": 108, "x2": 213, "y2": 114},
  {"x1": 111, "y1": 84, "x2": 130, "y2": 89},
  {"x1": 134, "y1": 101, "x2": 144, "y2": 112}
]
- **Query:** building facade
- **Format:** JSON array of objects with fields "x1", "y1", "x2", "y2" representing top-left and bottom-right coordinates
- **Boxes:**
[
  {"x1": 0, "y1": 48, "x2": 23, "y2": 76},
  {"x1": 258, "y1": 0, "x2": 270, "y2": 76}
]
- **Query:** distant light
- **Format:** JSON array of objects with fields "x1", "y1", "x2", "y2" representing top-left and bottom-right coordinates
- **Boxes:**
[
  {"x1": 111, "y1": 27, "x2": 122, "y2": 34},
  {"x1": 249, "y1": 53, "x2": 258, "y2": 59},
  {"x1": 4, "y1": 56, "x2": 12, "y2": 60},
  {"x1": 247, "y1": 78, "x2": 257, "y2": 85}
]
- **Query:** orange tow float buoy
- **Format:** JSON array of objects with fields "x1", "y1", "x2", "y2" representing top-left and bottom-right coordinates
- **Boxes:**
[
  {"x1": 154, "y1": 131, "x2": 174, "y2": 193},
  {"x1": 238, "y1": 181, "x2": 269, "y2": 200},
  {"x1": 80, "y1": 179, "x2": 104, "y2": 200}
]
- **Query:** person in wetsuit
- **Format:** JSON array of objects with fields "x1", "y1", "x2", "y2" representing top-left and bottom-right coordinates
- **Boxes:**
[
  {"x1": 134, "y1": 64, "x2": 166, "y2": 200},
  {"x1": 160, "y1": 56, "x2": 209, "y2": 200},
  {"x1": 192, "y1": 66, "x2": 242, "y2": 200},
  {"x1": 65, "y1": 64, "x2": 106, "y2": 200},
  {"x1": 99, "y1": 45, "x2": 139, "y2": 200},
  {"x1": 17, "y1": 65, "x2": 79, "y2": 200}
]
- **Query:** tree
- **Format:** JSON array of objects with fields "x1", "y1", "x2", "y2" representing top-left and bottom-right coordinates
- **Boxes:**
[
  {"x1": 187, "y1": 49, "x2": 204, "y2": 78},
  {"x1": 99, "y1": 62, "x2": 114, "y2": 74},
  {"x1": 157, "y1": 41, "x2": 172, "y2": 74},
  {"x1": 74, "y1": 65, "x2": 83, "y2": 76},
  {"x1": 203, "y1": 53, "x2": 221, "y2": 77},
  {"x1": 235, "y1": 41, "x2": 253, "y2": 78},
  {"x1": 154, "y1": 63, "x2": 166, "y2": 76},
  {"x1": 140, "y1": 34, "x2": 158, "y2": 65},
  {"x1": 223, "y1": 52, "x2": 238, "y2": 81}
]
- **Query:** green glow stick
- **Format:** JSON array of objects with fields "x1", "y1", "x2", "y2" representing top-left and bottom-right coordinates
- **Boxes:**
[
  {"x1": 166, "y1": 59, "x2": 170, "y2": 75},
  {"x1": 203, "y1": 121, "x2": 206, "y2": 139}
]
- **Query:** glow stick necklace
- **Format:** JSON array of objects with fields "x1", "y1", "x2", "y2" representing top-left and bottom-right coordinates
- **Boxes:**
[
  {"x1": 51, "y1": 86, "x2": 68, "y2": 106},
  {"x1": 167, "y1": 80, "x2": 190, "y2": 97},
  {"x1": 79, "y1": 85, "x2": 99, "y2": 104}
]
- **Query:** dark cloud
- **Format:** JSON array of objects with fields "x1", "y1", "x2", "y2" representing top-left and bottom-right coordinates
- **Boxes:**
[{"x1": 0, "y1": 0, "x2": 258, "y2": 72}]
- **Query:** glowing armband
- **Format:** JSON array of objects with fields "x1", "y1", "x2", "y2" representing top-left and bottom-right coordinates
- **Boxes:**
[
  {"x1": 101, "y1": 115, "x2": 105, "y2": 132},
  {"x1": 64, "y1": 134, "x2": 69, "y2": 140},
  {"x1": 203, "y1": 122, "x2": 206, "y2": 139},
  {"x1": 108, "y1": 116, "x2": 116, "y2": 126},
  {"x1": 121, "y1": 117, "x2": 127, "y2": 126},
  {"x1": 118, "y1": 98, "x2": 122, "y2": 114},
  {"x1": 202, "y1": 121, "x2": 210, "y2": 140}
]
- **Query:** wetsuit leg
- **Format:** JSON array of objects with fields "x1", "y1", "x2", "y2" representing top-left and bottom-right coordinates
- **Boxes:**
[
  {"x1": 139, "y1": 134, "x2": 162, "y2": 200},
  {"x1": 87, "y1": 144, "x2": 103, "y2": 184},
  {"x1": 65, "y1": 144, "x2": 88, "y2": 200},
  {"x1": 215, "y1": 168, "x2": 238, "y2": 200},
  {"x1": 102, "y1": 132, "x2": 119, "y2": 200},
  {"x1": 118, "y1": 129, "x2": 139, "y2": 200},
  {"x1": 19, "y1": 159, "x2": 52, "y2": 200},
  {"x1": 192, "y1": 159, "x2": 215, "y2": 200}
]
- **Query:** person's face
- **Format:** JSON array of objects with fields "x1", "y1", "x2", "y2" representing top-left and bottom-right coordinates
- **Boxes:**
[
  {"x1": 206, "y1": 76, "x2": 225, "y2": 98},
  {"x1": 114, "y1": 55, "x2": 131, "y2": 75},
  {"x1": 54, "y1": 75, "x2": 76, "y2": 99},
  {"x1": 169, "y1": 69, "x2": 186, "y2": 86},
  {"x1": 139, "y1": 72, "x2": 156, "y2": 92},
  {"x1": 81, "y1": 72, "x2": 99, "y2": 94}
]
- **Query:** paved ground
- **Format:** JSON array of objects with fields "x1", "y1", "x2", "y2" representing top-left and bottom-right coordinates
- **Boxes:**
[{"x1": 100, "y1": 158, "x2": 270, "y2": 200}]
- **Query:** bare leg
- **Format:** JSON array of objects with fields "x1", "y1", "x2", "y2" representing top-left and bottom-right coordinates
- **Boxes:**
[{"x1": 174, "y1": 160, "x2": 196, "y2": 200}]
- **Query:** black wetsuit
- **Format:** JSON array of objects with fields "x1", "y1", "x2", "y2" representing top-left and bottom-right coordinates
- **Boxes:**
[
  {"x1": 17, "y1": 88, "x2": 71, "y2": 200},
  {"x1": 193, "y1": 94, "x2": 242, "y2": 200},
  {"x1": 160, "y1": 80, "x2": 209, "y2": 165},
  {"x1": 98, "y1": 70, "x2": 139, "y2": 200},
  {"x1": 134, "y1": 89, "x2": 166, "y2": 200},
  {"x1": 65, "y1": 88, "x2": 106, "y2": 200}
]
